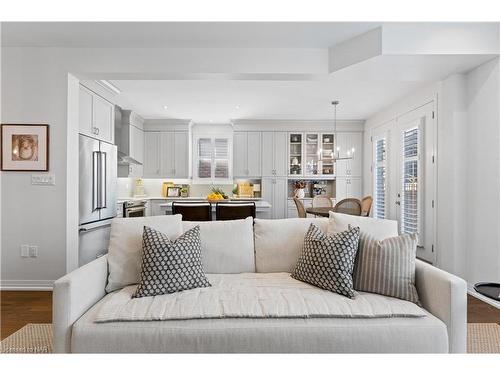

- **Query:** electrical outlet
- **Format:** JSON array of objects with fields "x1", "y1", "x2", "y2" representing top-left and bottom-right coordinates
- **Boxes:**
[
  {"x1": 29, "y1": 245, "x2": 38, "y2": 258},
  {"x1": 20, "y1": 245, "x2": 29, "y2": 258}
]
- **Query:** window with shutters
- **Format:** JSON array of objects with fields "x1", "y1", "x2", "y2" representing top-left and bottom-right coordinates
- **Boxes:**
[
  {"x1": 193, "y1": 135, "x2": 232, "y2": 183},
  {"x1": 373, "y1": 136, "x2": 387, "y2": 219},
  {"x1": 401, "y1": 127, "x2": 420, "y2": 236}
]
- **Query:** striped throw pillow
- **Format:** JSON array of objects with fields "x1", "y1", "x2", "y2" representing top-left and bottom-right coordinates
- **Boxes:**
[{"x1": 353, "y1": 231, "x2": 420, "y2": 304}]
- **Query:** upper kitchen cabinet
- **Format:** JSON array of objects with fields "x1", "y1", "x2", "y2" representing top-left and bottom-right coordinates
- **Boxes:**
[
  {"x1": 335, "y1": 132, "x2": 363, "y2": 177},
  {"x1": 233, "y1": 131, "x2": 261, "y2": 177},
  {"x1": 143, "y1": 130, "x2": 190, "y2": 178},
  {"x1": 79, "y1": 85, "x2": 114, "y2": 144},
  {"x1": 262, "y1": 131, "x2": 287, "y2": 177}
]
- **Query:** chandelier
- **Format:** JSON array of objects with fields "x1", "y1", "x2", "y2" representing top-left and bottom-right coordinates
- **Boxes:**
[{"x1": 328, "y1": 100, "x2": 354, "y2": 161}]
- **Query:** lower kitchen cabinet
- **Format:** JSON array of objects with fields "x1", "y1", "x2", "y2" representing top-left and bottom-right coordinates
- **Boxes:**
[
  {"x1": 149, "y1": 200, "x2": 168, "y2": 216},
  {"x1": 262, "y1": 177, "x2": 287, "y2": 219}
]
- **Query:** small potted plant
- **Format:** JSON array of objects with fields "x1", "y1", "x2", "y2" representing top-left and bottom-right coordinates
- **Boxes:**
[{"x1": 293, "y1": 180, "x2": 307, "y2": 199}]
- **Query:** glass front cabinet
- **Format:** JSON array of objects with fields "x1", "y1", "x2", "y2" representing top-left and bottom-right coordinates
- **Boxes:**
[{"x1": 288, "y1": 132, "x2": 335, "y2": 177}]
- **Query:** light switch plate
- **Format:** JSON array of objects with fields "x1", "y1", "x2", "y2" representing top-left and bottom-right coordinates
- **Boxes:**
[
  {"x1": 31, "y1": 174, "x2": 55, "y2": 186},
  {"x1": 29, "y1": 245, "x2": 38, "y2": 258},
  {"x1": 20, "y1": 245, "x2": 29, "y2": 258}
]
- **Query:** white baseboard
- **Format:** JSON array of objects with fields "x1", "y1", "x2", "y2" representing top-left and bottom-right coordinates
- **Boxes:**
[
  {"x1": 1, "y1": 280, "x2": 54, "y2": 291},
  {"x1": 467, "y1": 284, "x2": 500, "y2": 309}
]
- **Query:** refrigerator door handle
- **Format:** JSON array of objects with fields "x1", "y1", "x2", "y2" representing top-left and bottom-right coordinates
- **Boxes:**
[
  {"x1": 100, "y1": 151, "x2": 107, "y2": 209},
  {"x1": 92, "y1": 151, "x2": 100, "y2": 211}
]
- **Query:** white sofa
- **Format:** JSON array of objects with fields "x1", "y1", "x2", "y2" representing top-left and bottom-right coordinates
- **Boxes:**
[{"x1": 53, "y1": 216, "x2": 467, "y2": 353}]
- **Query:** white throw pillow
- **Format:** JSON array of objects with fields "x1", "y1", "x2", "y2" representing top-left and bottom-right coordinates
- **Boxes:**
[
  {"x1": 254, "y1": 218, "x2": 328, "y2": 273},
  {"x1": 182, "y1": 217, "x2": 255, "y2": 273},
  {"x1": 106, "y1": 215, "x2": 183, "y2": 292},
  {"x1": 327, "y1": 212, "x2": 398, "y2": 240}
]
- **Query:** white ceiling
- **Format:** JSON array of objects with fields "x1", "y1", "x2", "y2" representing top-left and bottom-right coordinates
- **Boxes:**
[
  {"x1": 3, "y1": 22, "x2": 497, "y2": 121},
  {"x1": 1, "y1": 22, "x2": 381, "y2": 48},
  {"x1": 107, "y1": 54, "x2": 494, "y2": 121}
]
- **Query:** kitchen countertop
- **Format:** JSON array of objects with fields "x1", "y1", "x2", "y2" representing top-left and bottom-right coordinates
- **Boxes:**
[{"x1": 159, "y1": 200, "x2": 271, "y2": 210}]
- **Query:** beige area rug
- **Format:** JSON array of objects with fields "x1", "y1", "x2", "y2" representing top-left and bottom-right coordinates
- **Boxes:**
[
  {"x1": 1, "y1": 323, "x2": 499, "y2": 353},
  {"x1": 1, "y1": 324, "x2": 52, "y2": 353}
]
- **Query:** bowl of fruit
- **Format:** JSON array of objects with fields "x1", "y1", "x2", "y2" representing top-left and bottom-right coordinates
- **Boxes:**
[{"x1": 206, "y1": 187, "x2": 228, "y2": 201}]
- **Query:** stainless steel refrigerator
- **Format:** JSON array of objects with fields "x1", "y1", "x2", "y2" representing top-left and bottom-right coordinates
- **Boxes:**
[{"x1": 79, "y1": 134, "x2": 117, "y2": 265}]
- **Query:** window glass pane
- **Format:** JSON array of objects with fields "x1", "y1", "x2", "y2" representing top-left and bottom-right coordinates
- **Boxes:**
[
  {"x1": 374, "y1": 138, "x2": 386, "y2": 219},
  {"x1": 401, "y1": 128, "x2": 419, "y2": 235}
]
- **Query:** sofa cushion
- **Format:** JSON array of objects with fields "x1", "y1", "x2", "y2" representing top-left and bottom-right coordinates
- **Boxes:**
[
  {"x1": 133, "y1": 226, "x2": 211, "y2": 298},
  {"x1": 254, "y1": 218, "x2": 328, "y2": 273},
  {"x1": 328, "y1": 212, "x2": 398, "y2": 240},
  {"x1": 106, "y1": 215, "x2": 183, "y2": 293},
  {"x1": 73, "y1": 274, "x2": 448, "y2": 353},
  {"x1": 182, "y1": 217, "x2": 255, "y2": 273},
  {"x1": 292, "y1": 225, "x2": 360, "y2": 298},
  {"x1": 354, "y1": 232, "x2": 420, "y2": 304}
]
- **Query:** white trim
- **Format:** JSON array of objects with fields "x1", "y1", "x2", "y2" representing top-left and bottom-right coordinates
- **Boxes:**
[
  {"x1": 232, "y1": 119, "x2": 364, "y2": 132},
  {"x1": 467, "y1": 284, "x2": 500, "y2": 310},
  {"x1": 1, "y1": 280, "x2": 54, "y2": 291}
]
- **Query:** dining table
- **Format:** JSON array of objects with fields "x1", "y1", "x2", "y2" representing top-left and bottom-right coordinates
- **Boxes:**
[{"x1": 305, "y1": 207, "x2": 335, "y2": 217}]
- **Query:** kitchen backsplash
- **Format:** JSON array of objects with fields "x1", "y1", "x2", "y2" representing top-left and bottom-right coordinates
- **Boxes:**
[{"x1": 117, "y1": 178, "x2": 234, "y2": 198}]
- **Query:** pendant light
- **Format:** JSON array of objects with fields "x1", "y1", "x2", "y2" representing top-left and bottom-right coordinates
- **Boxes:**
[{"x1": 331, "y1": 100, "x2": 355, "y2": 161}]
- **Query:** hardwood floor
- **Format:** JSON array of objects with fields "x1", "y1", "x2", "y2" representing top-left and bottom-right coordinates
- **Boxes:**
[
  {"x1": 1, "y1": 291, "x2": 52, "y2": 340},
  {"x1": 1, "y1": 291, "x2": 498, "y2": 340}
]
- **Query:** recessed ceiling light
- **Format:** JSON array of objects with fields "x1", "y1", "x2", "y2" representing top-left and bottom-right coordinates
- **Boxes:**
[
  {"x1": 163, "y1": 105, "x2": 168, "y2": 110},
  {"x1": 235, "y1": 105, "x2": 240, "y2": 109},
  {"x1": 209, "y1": 120, "x2": 213, "y2": 123}
]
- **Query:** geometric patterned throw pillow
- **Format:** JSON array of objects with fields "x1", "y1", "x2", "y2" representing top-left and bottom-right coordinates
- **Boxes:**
[
  {"x1": 353, "y1": 232, "x2": 420, "y2": 304},
  {"x1": 133, "y1": 226, "x2": 211, "y2": 298},
  {"x1": 291, "y1": 224, "x2": 360, "y2": 298}
]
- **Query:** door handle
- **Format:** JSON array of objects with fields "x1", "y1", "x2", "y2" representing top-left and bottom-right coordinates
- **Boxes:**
[
  {"x1": 100, "y1": 152, "x2": 107, "y2": 209},
  {"x1": 395, "y1": 200, "x2": 401, "y2": 206},
  {"x1": 92, "y1": 151, "x2": 99, "y2": 211}
]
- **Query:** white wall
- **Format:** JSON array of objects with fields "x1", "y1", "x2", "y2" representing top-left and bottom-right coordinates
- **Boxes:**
[
  {"x1": 364, "y1": 57, "x2": 500, "y2": 286},
  {"x1": 465, "y1": 58, "x2": 500, "y2": 286},
  {"x1": 0, "y1": 46, "x2": 329, "y2": 288}
]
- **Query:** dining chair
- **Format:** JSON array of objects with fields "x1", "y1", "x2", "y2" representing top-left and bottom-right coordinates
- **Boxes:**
[
  {"x1": 215, "y1": 202, "x2": 256, "y2": 221},
  {"x1": 171, "y1": 201, "x2": 212, "y2": 221},
  {"x1": 293, "y1": 197, "x2": 307, "y2": 218},
  {"x1": 332, "y1": 198, "x2": 362, "y2": 216},
  {"x1": 312, "y1": 195, "x2": 333, "y2": 208},
  {"x1": 360, "y1": 196, "x2": 373, "y2": 217}
]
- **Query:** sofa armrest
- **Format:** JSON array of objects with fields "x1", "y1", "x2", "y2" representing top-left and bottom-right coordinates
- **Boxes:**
[
  {"x1": 53, "y1": 255, "x2": 108, "y2": 353},
  {"x1": 415, "y1": 259, "x2": 467, "y2": 353}
]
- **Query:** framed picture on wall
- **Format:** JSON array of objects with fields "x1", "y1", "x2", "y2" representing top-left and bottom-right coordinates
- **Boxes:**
[{"x1": 1, "y1": 124, "x2": 49, "y2": 171}]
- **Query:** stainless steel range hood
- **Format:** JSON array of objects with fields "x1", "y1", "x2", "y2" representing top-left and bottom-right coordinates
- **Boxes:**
[
  {"x1": 115, "y1": 106, "x2": 143, "y2": 166},
  {"x1": 118, "y1": 151, "x2": 142, "y2": 165}
]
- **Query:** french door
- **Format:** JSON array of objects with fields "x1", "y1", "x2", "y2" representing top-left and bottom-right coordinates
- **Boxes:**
[{"x1": 395, "y1": 103, "x2": 435, "y2": 263}]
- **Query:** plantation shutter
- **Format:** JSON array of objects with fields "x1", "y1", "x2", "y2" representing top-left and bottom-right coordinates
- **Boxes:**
[
  {"x1": 373, "y1": 137, "x2": 387, "y2": 219},
  {"x1": 401, "y1": 127, "x2": 419, "y2": 235},
  {"x1": 197, "y1": 137, "x2": 213, "y2": 179},
  {"x1": 214, "y1": 138, "x2": 229, "y2": 178}
]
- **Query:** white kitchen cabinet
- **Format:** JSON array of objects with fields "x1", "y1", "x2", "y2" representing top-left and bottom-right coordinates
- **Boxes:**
[
  {"x1": 335, "y1": 132, "x2": 363, "y2": 177},
  {"x1": 150, "y1": 200, "x2": 168, "y2": 216},
  {"x1": 262, "y1": 177, "x2": 287, "y2": 219},
  {"x1": 335, "y1": 176, "x2": 362, "y2": 201},
  {"x1": 262, "y1": 131, "x2": 287, "y2": 177},
  {"x1": 233, "y1": 131, "x2": 261, "y2": 177},
  {"x1": 160, "y1": 132, "x2": 175, "y2": 176},
  {"x1": 143, "y1": 131, "x2": 189, "y2": 178},
  {"x1": 78, "y1": 85, "x2": 114, "y2": 143},
  {"x1": 143, "y1": 132, "x2": 161, "y2": 177},
  {"x1": 174, "y1": 132, "x2": 189, "y2": 178}
]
